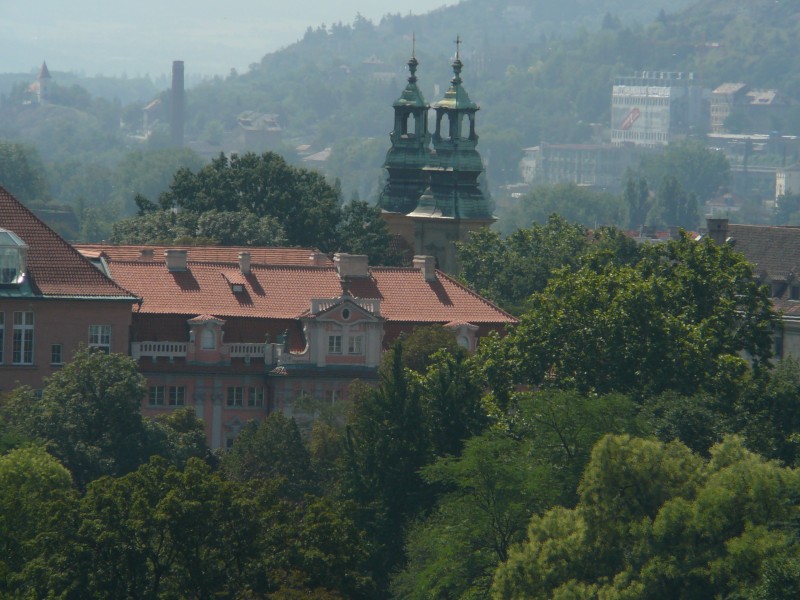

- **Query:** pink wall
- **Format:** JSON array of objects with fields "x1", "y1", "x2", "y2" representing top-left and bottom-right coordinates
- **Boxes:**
[{"x1": 0, "y1": 299, "x2": 133, "y2": 393}]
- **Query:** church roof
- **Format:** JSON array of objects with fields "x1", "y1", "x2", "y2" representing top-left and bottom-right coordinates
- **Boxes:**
[
  {"x1": 432, "y1": 56, "x2": 478, "y2": 112},
  {"x1": 37, "y1": 61, "x2": 51, "y2": 80},
  {"x1": 393, "y1": 55, "x2": 428, "y2": 109}
]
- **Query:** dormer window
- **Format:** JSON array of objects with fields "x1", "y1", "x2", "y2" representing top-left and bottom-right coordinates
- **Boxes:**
[{"x1": 0, "y1": 228, "x2": 28, "y2": 285}]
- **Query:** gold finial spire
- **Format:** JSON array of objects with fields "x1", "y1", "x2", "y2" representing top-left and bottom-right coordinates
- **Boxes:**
[{"x1": 455, "y1": 34, "x2": 462, "y2": 60}]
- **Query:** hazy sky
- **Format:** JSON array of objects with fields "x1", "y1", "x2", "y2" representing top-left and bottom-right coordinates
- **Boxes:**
[{"x1": 1, "y1": 0, "x2": 451, "y2": 77}]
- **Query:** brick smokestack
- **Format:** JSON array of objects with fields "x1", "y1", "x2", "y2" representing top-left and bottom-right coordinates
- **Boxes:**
[{"x1": 171, "y1": 60, "x2": 185, "y2": 148}]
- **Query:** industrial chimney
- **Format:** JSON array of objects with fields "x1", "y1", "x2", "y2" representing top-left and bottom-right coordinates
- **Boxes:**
[{"x1": 171, "y1": 60, "x2": 185, "y2": 148}]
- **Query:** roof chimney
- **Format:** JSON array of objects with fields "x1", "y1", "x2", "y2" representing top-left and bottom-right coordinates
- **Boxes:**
[
  {"x1": 309, "y1": 251, "x2": 329, "y2": 267},
  {"x1": 413, "y1": 255, "x2": 437, "y2": 282},
  {"x1": 334, "y1": 253, "x2": 369, "y2": 279},
  {"x1": 164, "y1": 249, "x2": 187, "y2": 272},
  {"x1": 238, "y1": 251, "x2": 251, "y2": 275},
  {"x1": 706, "y1": 218, "x2": 729, "y2": 245},
  {"x1": 139, "y1": 248, "x2": 154, "y2": 261}
]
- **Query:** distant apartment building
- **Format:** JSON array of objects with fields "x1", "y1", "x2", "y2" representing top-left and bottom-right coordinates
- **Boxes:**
[
  {"x1": 711, "y1": 83, "x2": 797, "y2": 134},
  {"x1": 520, "y1": 143, "x2": 643, "y2": 193},
  {"x1": 776, "y1": 163, "x2": 800, "y2": 205},
  {"x1": 611, "y1": 71, "x2": 709, "y2": 147}
]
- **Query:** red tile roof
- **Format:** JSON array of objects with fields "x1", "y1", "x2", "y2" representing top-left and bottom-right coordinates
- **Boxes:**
[
  {"x1": 75, "y1": 244, "x2": 332, "y2": 267},
  {"x1": 725, "y1": 224, "x2": 800, "y2": 318},
  {"x1": 0, "y1": 188, "x2": 137, "y2": 299},
  {"x1": 106, "y1": 258, "x2": 516, "y2": 325}
]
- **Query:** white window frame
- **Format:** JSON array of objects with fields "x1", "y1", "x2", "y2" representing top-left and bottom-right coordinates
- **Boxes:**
[
  {"x1": 12, "y1": 311, "x2": 34, "y2": 365},
  {"x1": 328, "y1": 335, "x2": 342, "y2": 354},
  {"x1": 51, "y1": 343, "x2": 63, "y2": 365},
  {"x1": 347, "y1": 335, "x2": 363, "y2": 355},
  {"x1": 88, "y1": 324, "x2": 111, "y2": 354},
  {"x1": 168, "y1": 386, "x2": 185, "y2": 406},
  {"x1": 149, "y1": 385, "x2": 165, "y2": 406},
  {"x1": 226, "y1": 386, "x2": 243, "y2": 407},
  {"x1": 248, "y1": 386, "x2": 264, "y2": 407}
]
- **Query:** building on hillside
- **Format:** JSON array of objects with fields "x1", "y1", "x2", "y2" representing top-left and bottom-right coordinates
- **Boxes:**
[
  {"x1": 235, "y1": 111, "x2": 283, "y2": 153},
  {"x1": 24, "y1": 61, "x2": 51, "y2": 106},
  {"x1": 776, "y1": 163, "x2": 800, "y2": 207},
  {"x1": 0, "y1": 188, "x2": 139, "y2": 394},
  {"x1": 710, "y1": 83, "x2": 749, "y2": 133},
  {"x1": 519, "y1": 143, "x2": 644, "y2": 193},
  {"x1": 611, "y1": 71, "x2": 709, "y2": 147},
  {"x1": 379, "y1": 41, "x2": 495, "y2": 274},
  {"x1": 711, "y1": 83, "x2": 798, "y2": 134},
  {"x1": 704, "y1": 218, "x2": 800, "y2": 359},
  {"x1": 75, "y1": 244, "x2": 516, "y2": 449}
]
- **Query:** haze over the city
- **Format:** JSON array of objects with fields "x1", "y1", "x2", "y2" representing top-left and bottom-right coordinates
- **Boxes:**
[{"x1": 0, "y1": 0, "x2": 450, "y2": 77}]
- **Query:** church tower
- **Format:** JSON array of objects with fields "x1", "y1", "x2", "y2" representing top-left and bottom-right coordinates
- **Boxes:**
[
  {"x1": 406, "y1": 37, "x2": 494, "y2": 273},
  {"x1": 378, "y1": 44, "x2": 432, "y2": 215},
  {"x1": 379, "y1": 37, "x2": 494, "y2": 274},
  {"x1": 36, "y1": 61, "x2": 51, "y2": 105}
]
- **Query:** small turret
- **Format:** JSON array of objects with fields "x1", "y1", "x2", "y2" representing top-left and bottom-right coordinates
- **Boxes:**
[{"x1": 378, "y1": 37, "x2": 432, "y2": 214}]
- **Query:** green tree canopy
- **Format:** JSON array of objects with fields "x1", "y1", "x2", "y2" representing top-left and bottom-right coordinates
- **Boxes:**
[
  {"x1": 338, "y1": 199, "x2": 402, "y2": 266},
  {"x1": 4, "y1": 348, "x2": 151, "y2": 489},
  {"x1": 0, "y1": 141, "x2": 50, "y2": 205},
  {"x1": 456, "y1": 215, "x2": 592, "y2": 314},
  {"x1": 504, "y1": 233, "x2": 777, "y2": 396},
  {"x1": 638, "y1": 139, "x2": 730, "y2": 205},
  {"x1": 0, "y1": 446, "x2": 76, "y2": 595},
  {"x1": 221, "y1": 412, "x2": 312, "y2": 498},
  {"x1": 156, "y1": 151, "x2": 341, "y2": 250},
  {"x1": 493, "y1": 435, "x2": 800, "y2": 599}
]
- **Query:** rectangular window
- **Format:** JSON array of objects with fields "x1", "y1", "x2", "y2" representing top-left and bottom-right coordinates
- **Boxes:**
[
  {"x1": 51, "y1": 344, "x2": 62, "y2": 365},
  {"x1": 0, "y1": 312, "x2": 4, "y2": 363},
  {"x1": 248, "y1": 386, "x2": 264, "y2": 407},
  {"x1": 348, "y1": 335, "x2": 363, "y2": 355},
  {"x1": 791, "y1": 286, "x2": 800, "y2": 301},
  {"x1": 88, "y1": 324, "x2": 111, "y2": 354},
  {"x1": 12, "y1": 311, "x2": 34, "y2": 365},
  {"x1": 328, "y1": 335, "x2": 342, "y2": 354},
  {"x1": 168, "y1": 386, "x2": 186, "y2": 406},
  {"x1": 226, "y1": 386, "x2": 243, "y2": 407},
  {"x1": 149, "y1": 386, "x2": 165, "y2": 406},
  {"x1": 325, "y1": 389, "x2": 342, "y2": 405}
]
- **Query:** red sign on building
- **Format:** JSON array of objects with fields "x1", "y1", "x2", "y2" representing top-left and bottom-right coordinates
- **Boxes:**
[{"x1": 620, "y1": 107, "x2": 641, "y2": 131}]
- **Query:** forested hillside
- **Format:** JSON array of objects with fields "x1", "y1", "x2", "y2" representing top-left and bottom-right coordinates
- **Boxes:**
[{"x1": 3, "y1": 0, "x2": 800, "y2": 236}]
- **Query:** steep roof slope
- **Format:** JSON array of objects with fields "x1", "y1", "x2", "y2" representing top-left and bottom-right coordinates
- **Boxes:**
[{"x1": 0, "y1": 187, "x2": 137, "y2": 299}]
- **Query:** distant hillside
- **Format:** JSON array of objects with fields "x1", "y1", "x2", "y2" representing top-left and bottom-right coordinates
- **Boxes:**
[
  {"x1": 5, "y1": 0, "x2": 800, "y2": 226},
  {"x1": 663, "y1": 0, "x2": 800, "y2": 97},
  {"x1": 181, "y1": 0, "x2": 695, "y2": 196}
]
